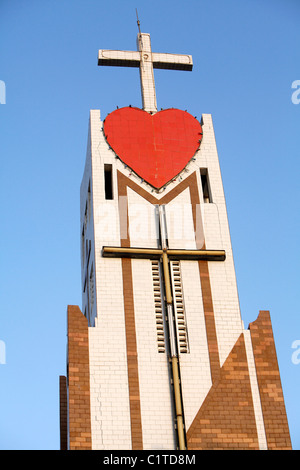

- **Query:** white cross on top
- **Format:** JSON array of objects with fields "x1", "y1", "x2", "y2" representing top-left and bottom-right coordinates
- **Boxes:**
[{"x1": 98, "y1": 33, "x2": 193, "y2": 113}]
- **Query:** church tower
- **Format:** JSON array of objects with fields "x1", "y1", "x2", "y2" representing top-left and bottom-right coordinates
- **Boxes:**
[{"x1": 59, "y1": 29, "x2": 292, "y2": 451}]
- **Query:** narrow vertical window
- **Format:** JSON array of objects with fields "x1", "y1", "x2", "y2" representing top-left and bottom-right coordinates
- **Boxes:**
[
  {"x1": 84, "y1": 203, "x2": 88, "y2": 229},
  {"x1": 81, "y1": 226, "x2": 85, "y2": 266},
  {"x1": 89, "y1": 264, "x2": 95, "y2": 313},
  {"x1": 85, "y1": 239, "x2": 89, "y2": 261},
  {"x1": 88, "y1": 181, "x2": 91, "y2": 221},
  {"x1": 200, "y1": 168, "x2": 212, "y2": 203},
  {"x1": 104, "y1": 164, "x2": 113, "y2": 200}
]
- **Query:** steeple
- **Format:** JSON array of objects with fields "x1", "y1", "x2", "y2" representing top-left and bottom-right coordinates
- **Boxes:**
[{"x1": 59, "y1": 25, "x2": 292, "y2": 452}]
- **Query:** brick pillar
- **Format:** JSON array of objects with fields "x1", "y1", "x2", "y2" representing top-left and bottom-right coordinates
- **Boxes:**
[
  {"x1": 67, "y1": 305, "x2": 92, "y2": 450},
  {"x1": 186, "y1": 333, "x2": 259, "y2": 449},
  {"x1": 59, "y1": 375, "x2": 68, "y2": 450},
  {"x1": 249, "y1": 310, "x2": 292, "y2": 450}
]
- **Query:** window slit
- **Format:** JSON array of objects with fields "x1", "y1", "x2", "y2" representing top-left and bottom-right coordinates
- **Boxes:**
[
  {"x1": 200, "y1": 168, "x2": 212, "y2": 203},
  {"x1": 104, "y1": 164, "x2": 113, "y2": 200}
]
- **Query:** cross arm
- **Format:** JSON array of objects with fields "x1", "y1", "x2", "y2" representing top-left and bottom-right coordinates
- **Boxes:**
[
  {"x1": 98, "y1": 49, "x2": 141, "y2": 68},
  {"x1": 102, "y1": 246, "x2": 225, "y2": 261},
  {"x1": 167, "y1": 249, "x2": 226, "y2": 261},
  {"x1": 152, "y1": 53, "x2": 193, "y2": 71},
  {"x1": 98, "y1": 50, "x2": 193, "y2": 71},
  {"x1": 102, "y1": 246, "x2": 162, "y2": 259}
]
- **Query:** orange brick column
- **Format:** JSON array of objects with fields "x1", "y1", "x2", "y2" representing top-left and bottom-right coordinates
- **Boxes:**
[
  {"x1": 186, "y1": 333, "x2": 259, "y2": 449},
  {"x1": 249, "y1": 310, "x2": 292, "y2": 450},
  {"x1": 59, "y1": 375, "x2": 68, "y2": 450},
  {"x1": 67, "y1": 305, "x2": 92, "y2": 450}
]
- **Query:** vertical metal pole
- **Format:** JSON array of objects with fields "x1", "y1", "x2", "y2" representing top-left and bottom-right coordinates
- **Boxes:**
[
  {"x1": 159, "y1": 206, "x2": 186, "y2": 450},
  {"x1": 136, "y1": 9, "x2": 141, "y2": 35},
  {"x1": 171, "y1": 357, "x2": 185, "y2": 450}
]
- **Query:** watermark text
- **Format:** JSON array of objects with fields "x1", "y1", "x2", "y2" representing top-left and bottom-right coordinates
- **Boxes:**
[
  {"x1": 291, "y1": 80, "x2": 300, "y2": 105},
  {"x1": 291, "y1": 340, "x2": 300, "y2": 365},
  {"x1": 0, "y1": 340, "x2": 6, "y2": 365},
  {"x1": 0, "y1": 80, "x2": 6, "y2": 104}
]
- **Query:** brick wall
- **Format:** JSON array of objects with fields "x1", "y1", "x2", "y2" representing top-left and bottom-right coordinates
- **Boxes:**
[
  {"x1": 67, "y1": 305, "x2": 92, "y2": 450},
  {"x1": 249, "y1": 310, "x2": 292, "y2": 450},
  {"x1": 59, "y1": 375, "x2": 68, "y2": 450},
  {"x1": 186, "y1": 333, "x2": 259, "y2": 449},
  {"x1": 186, "y1": 311, "x2": 292, "y2": 450}
]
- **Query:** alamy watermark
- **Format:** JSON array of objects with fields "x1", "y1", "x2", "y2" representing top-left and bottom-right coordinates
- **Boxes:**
[
  {"x1": 291, "y1": 80, "x2": 300, "y2": 105},
  {"x1": 0, "y1": 340, "x2": 6, "y2": 365},
  {"x1": 0, "y1": 80, "x2": 6, "y2": 104},
  {"x1": 291, "y1": 340, "x2": 300, "y2": 365},
  {"x1": 94, "y1": 199, "x2": 206, "y2": 247}
]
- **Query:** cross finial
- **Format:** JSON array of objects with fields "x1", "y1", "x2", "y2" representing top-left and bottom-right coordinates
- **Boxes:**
[{"x1": 98, "y1": 29, "x2": 193, "y2": 113}]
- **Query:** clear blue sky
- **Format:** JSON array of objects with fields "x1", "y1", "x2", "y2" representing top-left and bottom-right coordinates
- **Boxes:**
[{"x1": 0, "y1": 0, "x2": 299, "y2": 450}]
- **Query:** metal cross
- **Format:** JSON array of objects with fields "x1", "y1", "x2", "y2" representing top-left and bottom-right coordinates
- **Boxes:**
[
  {"x1": 102, "y1": 205, "x2": 225, "y2": 450},
  {"x1": 98, "y1": 33, "x2": 193, "y2": 113}
]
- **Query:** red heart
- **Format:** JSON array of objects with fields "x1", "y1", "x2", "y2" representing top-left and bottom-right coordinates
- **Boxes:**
[{"x1": 103, "y1": 107, "x2": 203, "y2": 189}]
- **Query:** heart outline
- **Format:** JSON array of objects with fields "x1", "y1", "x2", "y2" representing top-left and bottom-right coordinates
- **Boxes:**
[{"x1": 103, "y1": 107, "x2": 203, "y2": 189}]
